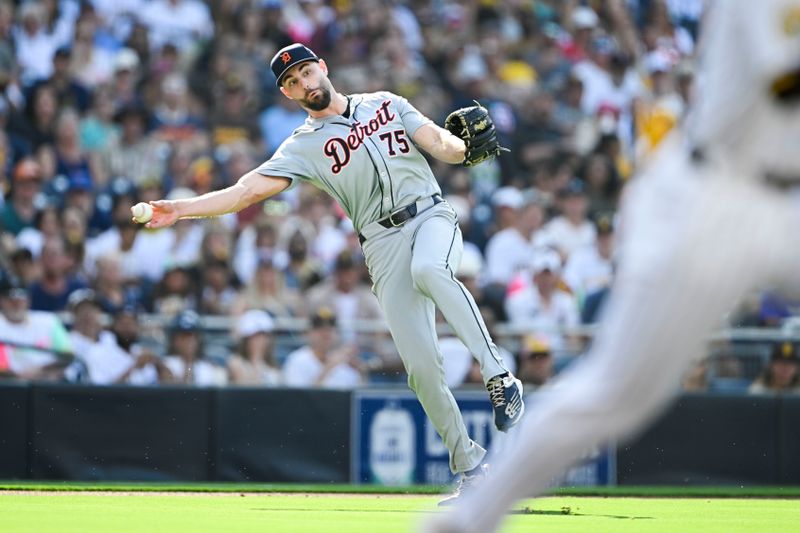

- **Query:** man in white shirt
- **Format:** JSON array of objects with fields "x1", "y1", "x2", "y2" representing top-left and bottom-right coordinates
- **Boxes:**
[
  {"x1": 504, "y1": 249, "x2": 580, "y2": 352},
  {"x1": 0, "y1": 273, "x2": 73, "y2": 380},
  {"x1": 562, "y1": 214, "x2": 615, "y2": 302},
  {"x1": 541, "y1": 179, "x2": 597, "y2": 260},
  {"x1": 282, "y1": 307, "x2": 364, "y2": 389},
  {"x1": 138, "y1": 0, "x2": 214, "y2": 52},
  {"x1": 484, "y1": 193, "x2": 549, "y2": 288},
  {"x1": 163, "y1": 309, "x2": 227, "y2": 386},
  {"x1": 67, "y1": 289, "x2": 104, "y2": 359},
  {"x1": 73, "y1": 296, "x2": 166, "y2": 385},
  {"x1": 13, "y1": 2, "x2": 65, "y2": 85}
]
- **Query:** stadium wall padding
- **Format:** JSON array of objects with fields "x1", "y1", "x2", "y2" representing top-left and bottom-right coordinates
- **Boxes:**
[
  {"x1": 778, "y1": 396, "x2": 800, "y2": 484},
  {"x1": 0, "y1": 383, "x2": 29, "y2": 479},
  {"x1": 617, "y1": 394, "x2": 782, "y2": 485},
  {"x1": 213, "y1": 388, "x2": 350, "y2": 482},
  {"x1": 28, "y1": 385, "x2": 213, "y2": 481},
  {"x1": 0, "y1": 384, "x2": 798, "y2": 485}
]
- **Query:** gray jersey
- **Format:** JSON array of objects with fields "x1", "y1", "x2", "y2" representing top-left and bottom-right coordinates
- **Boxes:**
[{"x1": 256, "y1": 91, "x2": 442, "y2": 232}]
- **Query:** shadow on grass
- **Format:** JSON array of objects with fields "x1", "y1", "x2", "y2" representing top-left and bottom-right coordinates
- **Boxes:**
[
  {"x1": 251, "y1": 507, "x2": 653, "y2": 520},
  {"x1": 518, "y1": 507, "x2": 653, "y2": 520}
]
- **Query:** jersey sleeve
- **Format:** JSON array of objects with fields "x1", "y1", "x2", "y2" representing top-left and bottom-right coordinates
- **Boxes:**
[
  {"x1": 386, "y1": 92, "x2": 433, "y2": 137},
  {"x1": 255, "y1": 136, "x2": 310, "y2": 186}
]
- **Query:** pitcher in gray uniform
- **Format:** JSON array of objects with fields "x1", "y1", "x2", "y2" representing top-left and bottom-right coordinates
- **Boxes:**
[{"x1": 136, "y1": 43, "x2": 524, "y2": 501}]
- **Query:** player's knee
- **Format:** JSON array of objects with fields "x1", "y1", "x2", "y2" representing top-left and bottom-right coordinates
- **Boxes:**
[{"x1": 410, "y1": 259, "x2": 444, "y2": 289}]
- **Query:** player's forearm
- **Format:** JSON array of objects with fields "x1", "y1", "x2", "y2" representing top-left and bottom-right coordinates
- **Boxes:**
[
  {"x1": 173, "y1": 183, "x2": 253, "y2": 219},
  {"x1": 413, "y1": 123, "x2": 466, "y2": 164},
  {"x1": 174, "y1": 171, "x2": 289, "y2": 219}
]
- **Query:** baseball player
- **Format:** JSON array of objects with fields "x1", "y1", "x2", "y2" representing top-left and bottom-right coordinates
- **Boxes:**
[
  {"x1": 422, "y1": 1, "x2": 800, "y2": 531},
  {"x1": 136, "y1": 43, "x2": 524, "y2": 498}
]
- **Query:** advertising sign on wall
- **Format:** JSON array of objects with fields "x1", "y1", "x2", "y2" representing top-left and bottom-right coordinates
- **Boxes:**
[{"x1": 352, "y1": 389, "x2": 615, "y2": 486}]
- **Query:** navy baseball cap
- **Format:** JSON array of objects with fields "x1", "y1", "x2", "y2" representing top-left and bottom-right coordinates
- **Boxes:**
[
  {"x1": 172, "y1": 309, "x2": 201, "y2": 332},
  {"x1": 270, "y1": 43, "x2": 319, "y2": 87}
]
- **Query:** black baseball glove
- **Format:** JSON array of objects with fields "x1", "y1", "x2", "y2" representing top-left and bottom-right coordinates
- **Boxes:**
[{"x1": 444, "y1": 103, "x2": 509, "y2": 167}]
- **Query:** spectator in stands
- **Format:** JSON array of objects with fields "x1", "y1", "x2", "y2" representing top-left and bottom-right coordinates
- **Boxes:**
[
  {"x1": 513, "y1": 90, "x2": 563, "y2": 173},
  {"x1": 66, "y1": 288, "x2": 103, "y2": 358},
  {"x1": 757, "y1": 291, "x2": 800, "y2": 328},
  {"x1": 437, "y1": 314, "x2": 474, "y2": 389},
  {"x1": 489, "y1": 186, "x2": 524, "y2": 235},
  {"x1": 307, "y1": 250, "x2": 384, "y2": 345},
  {"x1": 16, "y1": 203, "x2": 59, "y2": 257},
  {"x1": 232, "y1": 258, "x2": 304, "y2": 320},
  {"x1": 233, "y1": 217, "x2": 288, "y2": 285},
  {"x1": 505, "y1": 248, "x2": 580, "y2": 352},
  {"x1": 79, "y1": 300, "x2": 169, "y2": 385},
  {"x1": 151, "y1": 73, "x2": 205, "y2": 146},
  {"x1": 282, "y1": 229, "x2": 325, "y2": 291},
  {"x1": 8, "y1": 248, "x2": 36, "y2": 287},
  {"x1": 28, "y1": 45, "x2": 90, "y2": 113},
  {"x1": 59, "y1": 206, "x2": 88, "y2": 281},
  {"x1": 12, "y1": 1, "x2": 62, "y2": 86},
  {"x1": 28, "y1": 236, "x2": 87, "y2": 312},
  {"x1": 60, "y1": 175, "x2": 95, "y2": 231},
  {"x1": 139, "y1": 0, "x2": 214, "y2": 53},
  {"x1": 68, "y1": 7, "x2": 115, "y2": 88},
  {"x1": 517, "y1": 334, "x2": 554, "y2": 390},
  {"x1": 92, "y1": 254, "x2": 143, "y2": 314},
  {"x1": 0, "y1": 271, "x2": 73, "y2": 381},
  {"x1": 581, "y1": 277, "x2": 613, "y2": 325},
  {"x1": 484, "y1": 191, "x2": 549, "y2": 292},
  {"x1": 563, "y1": 214, "x2": 615, "y2": 303},
  {"x1": 749, "y1": 341, "x2": 800, "y2": 395},
  {"x1": 163, "y1": 309, "x2": 227, "y2": 386},
  {"x1": 1, "y1": 158, "x2": 43, "y2": 236},
  {"x1": 20, "y1": 82, "x2": 59, "y2": 153},
  {"x1": 199, "y1": 259, "x2": 238, "y2": 315},
  {"x1": 282, "y1": 307, "x2": 364, "y2": 389},
  {"x1": 51, "y1": 107, "x2": 103, "y2": 192},
  {"x1": 84, "y1": 193, "x2": 149, "y2": 280},
  {"x1": 100, "y1": 104, "x2": 164, "y2": 188},
  {"x1": 580, "y1": 152, "x2": 621, "y2": 216},
  {"x1": 210, "y1": 74, "x2": 261, "y2": 148},
  {"x1": 552, "y1": 75, "x2": 589, "y2": 137},
  {"x1": 109, "y1": 47, "x2": 141, "y2": 110},
  {"x1": 682, "y1": 357, "x2": 709, "y2": 393},
  {"x1": 542, "y1": 178, "x2": 597, "y2": 260},
  {"x1": 79, "y1": 84, "x2": 118, "y2": 154},
  {"x1": 227, "y1": 309, "x2": 281, "y2": 386},
  {"x1": 151, "y1": 264, "x2": 197, "y2": 316},
  {"x1": 454, "y1": 245, "x2": 487, "y2": 308}
]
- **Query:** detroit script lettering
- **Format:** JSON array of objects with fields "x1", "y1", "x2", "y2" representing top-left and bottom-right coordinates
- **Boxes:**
[{"x1": 324, "y1": 100, "x2": 395, "y2": 174}]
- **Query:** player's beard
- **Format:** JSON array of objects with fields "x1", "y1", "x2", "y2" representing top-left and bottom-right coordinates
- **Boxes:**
[{"x1": 301, "y1": 84, "x2": 332, "y2": 111}]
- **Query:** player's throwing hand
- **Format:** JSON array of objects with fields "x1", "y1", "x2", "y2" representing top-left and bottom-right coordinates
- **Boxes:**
[{"x1": 135, "y1": 200, "x2": 181, "y2": 229}]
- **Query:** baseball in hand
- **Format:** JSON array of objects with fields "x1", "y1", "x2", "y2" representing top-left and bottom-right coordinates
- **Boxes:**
[{"x1": 131, "y1": 202, "x2": 153, "y2": 224}]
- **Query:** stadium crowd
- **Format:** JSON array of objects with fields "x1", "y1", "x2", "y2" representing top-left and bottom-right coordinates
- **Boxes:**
[{"x1": 0, "y1": 0, "x2": 797, "y2": 393}]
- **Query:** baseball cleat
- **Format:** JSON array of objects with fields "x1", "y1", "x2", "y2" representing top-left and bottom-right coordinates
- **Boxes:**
[
  {"x1": 486, "y1": 373, "x2": 524, "y2": 432},
  {"x1": 437, "y1": 463, "x2": 488, "y2": 507}
]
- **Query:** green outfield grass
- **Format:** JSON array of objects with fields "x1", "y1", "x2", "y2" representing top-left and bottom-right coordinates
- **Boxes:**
[{"x1": 1, "y1": 484, "x2": 798, "y2": 533}]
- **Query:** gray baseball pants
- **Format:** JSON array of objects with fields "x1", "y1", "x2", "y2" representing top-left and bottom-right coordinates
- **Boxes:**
[{"x1": 360, "y1": 197, "x2": 509, "y2": 473}]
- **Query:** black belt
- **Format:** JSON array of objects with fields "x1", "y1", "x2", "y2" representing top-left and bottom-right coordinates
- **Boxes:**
[{"x1": 359, "y1": 194, "x2": 443, "y2": 244}]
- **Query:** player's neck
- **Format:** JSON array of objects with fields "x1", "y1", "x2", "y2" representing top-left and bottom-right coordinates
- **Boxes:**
[{"x1": 307, "y1": 91, "x2": 348, "y2": 119}]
